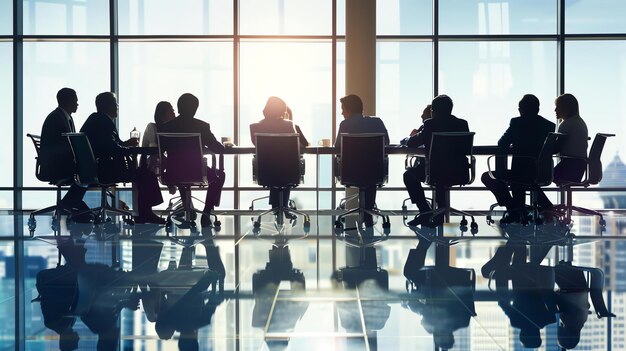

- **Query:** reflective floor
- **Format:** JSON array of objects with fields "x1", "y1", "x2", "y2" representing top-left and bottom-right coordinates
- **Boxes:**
[{"x1": 2, "y1": 209, "x2": 626, "y2": 350}]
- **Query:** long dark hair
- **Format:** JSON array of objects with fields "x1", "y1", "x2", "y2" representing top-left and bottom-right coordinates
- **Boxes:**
[{"x1": 154, "y1": 101, "x2": 173, "y2": 125}]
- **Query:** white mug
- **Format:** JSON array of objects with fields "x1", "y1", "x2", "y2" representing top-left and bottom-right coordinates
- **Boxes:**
[
  {"x1": 318, "y1": 138, "x2": 331, "y2": 147},
  {"x1": 221, "y1": 136, "x2": 234, "y2": 147}
]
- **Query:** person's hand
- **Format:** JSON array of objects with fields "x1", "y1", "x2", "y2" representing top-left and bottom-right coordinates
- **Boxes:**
[{"x1": 409, "y1": 128, "x2": 419, "y2": 137}]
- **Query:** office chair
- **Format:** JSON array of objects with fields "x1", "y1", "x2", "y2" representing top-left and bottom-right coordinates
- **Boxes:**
[
  {"x1": 26, "y1": 133, "x2": 75, "y2": 235},
  {"x1": 486, "y1": 132, "x2": 566, "y2": 226},
  {"x1": 65, "y1": 133, "x2": 133, "y2": 225},
  {"x1": 157, "y1": 133, "x2": 221, "y2": 231},
  {"x1": 251, "y1": 133, "x2": 310, "y2": 231},
  {"x1": 406, "y1": 132, "x2": 477, "y2": 232},
  {"x1": 335, "y1": 133, "x2": 391, "y2": 232},
  {"x1": 552, "y1": 133, "x2": 615, "y2": 228}
]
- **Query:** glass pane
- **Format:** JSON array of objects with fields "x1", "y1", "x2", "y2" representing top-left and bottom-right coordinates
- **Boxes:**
[
  {"x1": 118, "y1": 0, "x2": 232, "y2": 35},
  {"x1": 0, "y1": 241, "x2": 15, "y2": 347},
  {"x1": 240, "y1": 0, "x2": 332, "y2": 35},
  {"x1": 565, "y1": 0, "x2": 626, "y2": 34},
  {"x1": 23, "y1": 0, "x2": 109, "y2": 35},
  {"x1": 337, "y1": 0, "x2": 345, "y2": 36},
  {"x1": 0, "y1": 192, "x2": 12, "y2": 211},
  {"x1": 377, "y1": 0, "x2": 432, "y2": 35},
  {"x1": 239, "y1": 40, "x2": 332, "y2": 148},
  {"x1": 377, "y1": 41, "x2": 432, "y2": 145},
  {"x1": 23, "y1": 42, "x2": 110, "y2": 187},
  {"x1": 439, "y1": 0, "x2": 557, "y2": 35},
  {"x1": 439, "y1": 41, "x2": 557, "y2": 210},
  {"x1": 0, "y1": 1, "x2": 11, "y2": 34},
  {"x1": 565, "y1": 41, "x2": 626, "y2": 171},
  {"x1": 118, "y1": 41, "x2": 233, "y2": 160},
  {"x1": 0, "y1": 43, "x2": 12, "y2": 187}
]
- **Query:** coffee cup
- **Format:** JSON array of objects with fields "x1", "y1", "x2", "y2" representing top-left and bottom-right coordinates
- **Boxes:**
[
  {"x1": 221, "y1": 136, "x2": 234, "y2": 147},
  {"x1": 318, "y1": 138, "x2": 331, "y2": 147}
]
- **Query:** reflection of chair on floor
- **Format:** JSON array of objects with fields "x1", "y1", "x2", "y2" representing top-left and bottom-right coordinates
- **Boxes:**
[
  {"x1": 335, "y1": 133, "x2": 390, "y2": 233},
  {"x1": 66, "y1": 133, "x2": 133, "y2": 225},
  {"x1": 552, "y1": 133, "x2": 615, "y2": 228},
  {"x1": 26, "y1": 133, "x2": 74, "y2": 235},
  {"x1": 332, "y1": 246, "x2": 389, "y2": 290},
  {"x1": 251, "y1": 133, "x2": 310, "y2": 231},
  {"x1": 407, "y1": 132, "x2": 477, "y2": 232},
  {"x1": 252, "y1": 236, "x2": 305, "y2": 293},
  {"x1": 486, "y1": 132, "x2": 566, "y2": 226},
  {"x1": 157, "y1": 133, "x2": 221, "y2": 230}
]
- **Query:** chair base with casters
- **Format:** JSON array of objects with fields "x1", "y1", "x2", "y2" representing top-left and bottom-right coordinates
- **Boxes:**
[
  {"x1": 408, "y1": 186, "x2": 478, "y2": 235},
  {"x1": 551, "y1": 184, "x2": 606, "y2": 231},
  {"x1": 165, "y1": 185, "x2": 221, "y2": 232},
  {"x1": 251, "y1": 187, "x2": 310, "y2": 233},
  {"x1": 334, "y1": 188, "x2": 390, "y2": 235},
  {"x1": 71, "y1": 186, "x2": 133, "y2": 226},
  {"x1": 28, "y1": 182, "x2": 74, "y2": 236},
  {"x1": 252, "y1": 242, "x2": 305, "y2": 292},
  {"x1": 486, "y1": 187, "x2": 557, "y2": 227}
]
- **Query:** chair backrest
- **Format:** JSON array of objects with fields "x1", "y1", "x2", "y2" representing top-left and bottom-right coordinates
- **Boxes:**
[
  {"x1": 426, "y1": 132, "x2": 475, "y2": 187},
  {"x1": 26, "y1": 134, "x2": 44, "y2": 181},
  {"x1": 157, "y1": 133, "x2": 206, "y2": 186},
  {"x1": 254, "y1": 133, "x2": 301, "y2": 187},
  {"x1": 587, "y1": 133, "x2": 615, "y2": 185},
  {"x1": 339, "y1": 133, "x2": 387, "y2": 188},
  {"x1": 65, "y1": 133, "x2": 99, "y2": 185},
  {"x1": 535, "y1": 132, "x2": 567, "y2": 186}
]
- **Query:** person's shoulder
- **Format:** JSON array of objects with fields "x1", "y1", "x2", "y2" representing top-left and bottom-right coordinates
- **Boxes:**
[{"x1": 537, "y1": 115, "x2": 556, "y2": 128}]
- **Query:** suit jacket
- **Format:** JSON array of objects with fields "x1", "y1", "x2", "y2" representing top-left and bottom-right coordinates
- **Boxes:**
[
  {"x1": 39, "y1": 107, "x2": 76, "y2": 181},
  {"x1": 80, "y1": 112, "x2": 134, "y2": 183},
  {"x1": 335, "y1": 115, "x2": 390, "y2": 151},
  {"x1": 160, "y1": 115, "x2": 225, "y2": 154},
  {"x1": 498, "y1": 115, "x2": 555, "y2": 178},
  {"x1": 406, "y1": 115, "x2": 469, "y2": 151},
  {"x1": 250, "y1": 118, "x2": 307, "y2": 149}
]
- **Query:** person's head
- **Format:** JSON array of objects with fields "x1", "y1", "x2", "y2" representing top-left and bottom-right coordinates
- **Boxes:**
[
  {"x1": 421, "y1": 104, "x2": 432, "y2": 121},
  {"x1": 518, "y1": 94, "x2": 540, "y2": 116},
  {"x1": 284, "y1": 106, "x2": 293, "y2": 121},
  {"x1": 431, "y1": 95, "x2": 453, "y2": 118},
  {"x1": 154, "y1": 101, "x2": 175, "y2": 125},
  {"x1": 177, "y1": 93, "x2": 199, "y2": 117},
  {"x1": 95, "y1": 92, "x2": 118, "y2": 118},
  {"x1": 262, "y1": 96, "x2": 287, "y2": 119},
  {"x1": 340, "y1": 94, "x2": 363, "y2": 118},
  {"x1": 433, "y1": 331, "x2": 455, "y2": 350},
  {"x1": 519, "y1": 327, "x2": 542, "y2": 348},
  {"x1": 57, "y1": 88, "x2": 78, "y2": 114},
  {"x1": 555, "y1": 93, "x2": 580, "y2": 120}
]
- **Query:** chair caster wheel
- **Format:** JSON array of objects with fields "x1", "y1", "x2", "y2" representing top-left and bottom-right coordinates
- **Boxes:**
[
  {"x1": 460, "y1": 225, "x2": 468, "y2": 233},
  {"x1": 382, "y1": 221, "x2": 390, "y2": 229},
  {"x1": 335, "y1": 220, "x2": 342, "y2": 228},
  {"x1": 303, "y1": 220, "x2": 310, "y2": 228},
  {"x1": 470, "y1": 221, "x2": 478, "y2": 235},
  {"x1": 401, "y1": 205, "x2": 407, "y2": 212},
  {"x1": 460, "y1": 217, "x2": 468, "y2": 226},
  {"x1": 334, "y1": 226, "x2": 343, "y2": 235},
  {"x1": 599, "y1": 219, "x2": 606, "y2": 227},
  {"x1": 28, "y1": 217, "x2": 37, "y2": 231},
  {"x1": 253, "y1": 221, "x2": 261, "y2": 229},
  {"x1": 214, "y1": 220, "x2": 221, "y2": 227},
  {"x1": 486, "y1": 216, "x2": 494, "y2": 225},
  {"x1": 165, "y1": 221, "x2": 173, "y2": 233}
]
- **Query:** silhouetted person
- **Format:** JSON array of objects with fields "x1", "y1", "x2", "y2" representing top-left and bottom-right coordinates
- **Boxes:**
[
  {"x1": 403, "y1": 95, "x2": 469, "y2": 227},
  {"x1": 160, "y1": 93, "x2": 226, "y2": 227},
  {"x1": 134, "y1": 101, "x2": 177, "y2": 224},
  {"x1": 285, "y1": 106, "x2": 309, "y2": 147},
  {"x1": 555, "y1": 93, "x2": 589, "y2": 179},
  {"x1": 335, "y1": 94, "x2": 390, "y2": 227},
  {"x1": 80, "y1": 92, "x2": 162, "y2": 220},
  {"x1": 250, "y1": 97, "x2": 303, "y2": 210},
  {"x1": 400, "y1": 104, "x2": 431, "y2": 145},
  {"x1": 39, "y1": 88, "x2": 89, "y2": 217},
  {"x1": 554, "y1": 265, "x2": 590, "y2": 350},
  {"x1": 481, "y1": 94, "x2": 556, "y2": 223}
]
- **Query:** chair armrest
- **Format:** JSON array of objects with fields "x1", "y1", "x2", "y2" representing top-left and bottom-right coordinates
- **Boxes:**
[
  {"x1": 202, "y1": 156, "x2": 208, "y2": 184},
  {"x1": 485, "y1": 155, "x2": 498, "y2": 179},
  {"x1": 334, "y1": 156, "x2": 341, "y2": 183},
  {"x1": 300, "y1": 156, "x2": 306, "y2": 182},
  {"x1": 252, "y1": 155, "x2": 258, "y2": 183}
]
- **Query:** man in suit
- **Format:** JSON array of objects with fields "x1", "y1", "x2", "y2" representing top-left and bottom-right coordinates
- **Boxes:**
[
  {"x1": 160, "y1": 93, "x2": 226, "y2": 227},
  {"x1": 81, "y1": 92, "x2": 164, "y2": 223},
  {"x1": 39, "y1": 88, "x2": 89, "y2": 215},
  {"x1": 250, "y1": 96, "x2": 302, "y2": 211},
  {"x1": 481, "y1": 94, "x2": 555, "y2": 222},
  {"x1": 335, "y1": 94, "x2": 389, "y2": 227},
  {"x1": 403, "y1": 95, "x2": 469, "y2": 226}
]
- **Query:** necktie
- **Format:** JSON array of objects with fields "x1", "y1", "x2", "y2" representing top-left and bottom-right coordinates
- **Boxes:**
[{"x1": 68, "y1": 116, "x2": 75, "y2": 132}]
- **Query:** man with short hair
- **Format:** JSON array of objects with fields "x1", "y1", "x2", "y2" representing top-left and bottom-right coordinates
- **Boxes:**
[
  {"x1": 160, "y1": 93, "x2": 226, "y2": 227},
  {"x1": 335, "y1": 94, "x2": 389, "y2": 227},
  {"x1": 481, "y1": 94, "x2": 556, "y2": 222},
  {"x1": 402, "y1": 95, "x2": 470, "y2": 227},
  {"x1": 39, "y1": 88, "x2": 88, "y2": 214}
]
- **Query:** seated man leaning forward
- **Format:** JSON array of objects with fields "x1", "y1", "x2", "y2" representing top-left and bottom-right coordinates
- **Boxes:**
[{"x1": 402, "y1": 95, "x2": 469, "y2": 227}]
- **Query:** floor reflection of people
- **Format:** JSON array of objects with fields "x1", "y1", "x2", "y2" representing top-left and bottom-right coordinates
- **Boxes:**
[
  {"x1": 251, "y1": 235, "x2": 308, "y2": 350},
  {"x1": 36, "y1": 239, "x2": 140, "y2": 351},
  {"x1": 403, "y1": 235, "x2": 476, "y2": 350}
]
